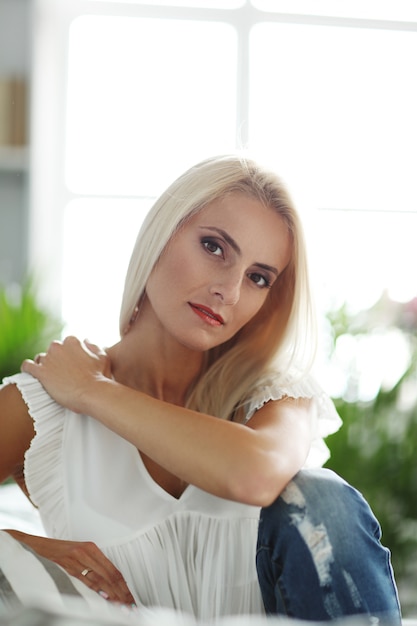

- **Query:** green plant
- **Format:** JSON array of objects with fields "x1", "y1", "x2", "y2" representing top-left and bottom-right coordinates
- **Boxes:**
[
  {"x1": 324, "y1": 295, "x2": 417, "y2": 616},
  {"x1": 0, "y1": 279, "x2": 63, "y2": 381}
]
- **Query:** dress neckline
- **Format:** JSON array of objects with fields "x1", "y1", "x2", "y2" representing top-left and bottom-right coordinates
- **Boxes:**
[{"x1": 135, "y1": 449, "x2": 192, "y2": 502}]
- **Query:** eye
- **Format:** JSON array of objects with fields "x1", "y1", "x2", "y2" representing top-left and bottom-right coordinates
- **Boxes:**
[
  {"x1": 201, "y1": 237, "x2": 224, "y2": 257},
  {"x1": 248, "y1": 272, "x2": 272, "y2": 289}
]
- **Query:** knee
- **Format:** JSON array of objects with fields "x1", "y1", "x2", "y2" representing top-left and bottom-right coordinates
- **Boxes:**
[
  {"x1": 261, "y1": 468, "x2": 348, "y2": 518},
  {"x1": 257, "y1": 470, "x2": 401, "y2": 621},
  {"x1": 259, "y1": 468, "x2": 381, "y2": 548}
]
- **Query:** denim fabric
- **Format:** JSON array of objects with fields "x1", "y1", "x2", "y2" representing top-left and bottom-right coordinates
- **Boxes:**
[{"x1": 256, "y1": 468, "x2": 402, "y2": 623}]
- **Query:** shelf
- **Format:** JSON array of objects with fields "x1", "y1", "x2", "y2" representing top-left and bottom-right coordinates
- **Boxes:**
[{"x1": 0, "y1": 146, "x2": 29, "y2": 172}]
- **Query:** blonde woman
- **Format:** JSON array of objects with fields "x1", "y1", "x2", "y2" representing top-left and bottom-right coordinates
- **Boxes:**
[{"x1": 1, "y1": 156, "x2": 401, "y2": 622}]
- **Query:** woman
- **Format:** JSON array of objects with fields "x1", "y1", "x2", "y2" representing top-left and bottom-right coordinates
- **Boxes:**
[{"x1": 1, "y1": 155, "x2": 401, "y2": 622}]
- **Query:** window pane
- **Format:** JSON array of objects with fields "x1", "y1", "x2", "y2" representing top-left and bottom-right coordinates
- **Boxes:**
[
  {"x1": 250, "y1": 22, "x2": 417, "y2": 211},
  {"x1": 87, "y1": 0, "x2": 244, "y2": 8},
  {"x1": 251, "y1": 0, "x2": 417, "y2": 21},
  {"x1": 62, "y1": 198, "x2": 152, "y2": 345},
  {"x1": 249, "y1": 22, "x2": 417, "y2": 312},
  {"x1": 309, "y1": 210, "x2": 417, "y2": 313},
  {"x1": 65, "y1": 16, "x2": 237, "y2": 196}
]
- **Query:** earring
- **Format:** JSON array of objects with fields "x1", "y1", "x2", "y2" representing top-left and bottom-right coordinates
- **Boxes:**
[
  {"x1": 129, "y1": 303, "x2": 140, "y2": 326},
  {"x1": 124, "y1": 298, "x2": 143, "y2": 334}
]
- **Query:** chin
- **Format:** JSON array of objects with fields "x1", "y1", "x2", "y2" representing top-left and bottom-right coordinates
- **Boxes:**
[
  {"x1": 179, "y1": 334, "x2": 228, "y2": 353},
  {"x1": 181, "y1": 340, "x2": 215, "y2": 353}
]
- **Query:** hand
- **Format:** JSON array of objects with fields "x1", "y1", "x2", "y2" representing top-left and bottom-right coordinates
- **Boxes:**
[
  {"x1": 21, "y1": 337, "x2": 112, "y2": 414},
  {"x1": 5, "y1": 531, "x2": 136, "y2": 605}
]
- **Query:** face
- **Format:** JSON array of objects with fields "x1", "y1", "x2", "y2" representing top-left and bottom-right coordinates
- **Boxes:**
[{"x1": 144, "y1": 192, "x2": 292, "y2": 353}]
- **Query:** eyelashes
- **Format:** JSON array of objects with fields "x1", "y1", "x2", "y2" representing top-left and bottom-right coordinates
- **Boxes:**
[
  {"x1": 201, "y1": 238, "x2": 224, "y2": 257},
  {"x1": 248, "y1": 273, "x2": 272, "y2": 289},
  {"x1": 200, "y1": 237, "x2": 272, "y2": 289}
]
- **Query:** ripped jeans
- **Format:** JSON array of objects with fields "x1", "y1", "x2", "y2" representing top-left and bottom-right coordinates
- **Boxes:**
[{"x1": 256, "y1": 469, "x2": 402, "y2": 623}]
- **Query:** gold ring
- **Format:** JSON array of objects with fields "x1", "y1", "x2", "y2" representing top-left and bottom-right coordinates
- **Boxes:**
[{"x1": 81, "y1": 568, "x2": 93, "y2": 577}]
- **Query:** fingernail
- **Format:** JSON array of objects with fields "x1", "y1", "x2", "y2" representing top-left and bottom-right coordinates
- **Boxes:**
[{"x1": 98, "y1": 590, "x2": 109, "y2": 600}]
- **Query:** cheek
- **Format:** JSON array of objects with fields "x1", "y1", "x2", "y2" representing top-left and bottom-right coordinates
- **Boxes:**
[
  {"x1": 237, "y1": 292, "x2": 269, "y2": 330},
  {"x1": 148, "y1": 248, "x2": 201, "y2": 298}
]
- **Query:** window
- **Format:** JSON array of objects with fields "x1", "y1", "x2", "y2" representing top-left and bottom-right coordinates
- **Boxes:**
[
  {"x1": 66, "y1": 15, "x2": 237, "y2": 197},
  {"x1": 249, "y1": 19, "x2": 417, "y2": 311},
  {"x1": 31, "y1": 1, "x2": 417, "y2": 383},
  {"x1": 252, "y1": 0, "x2": 417, "y2": 21}
]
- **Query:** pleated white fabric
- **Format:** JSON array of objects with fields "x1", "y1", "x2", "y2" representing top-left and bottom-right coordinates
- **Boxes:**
[
  {"x1": 2, "y1": 372, "x2": 341, "y2": 621},
  {"x1": 243, "y1": 371, "x2": 342, "y2": 467}
]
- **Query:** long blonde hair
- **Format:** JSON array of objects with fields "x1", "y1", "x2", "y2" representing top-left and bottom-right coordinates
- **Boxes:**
[{"x1": 120, "y1": 155, "x2": 316, "y2": 420}]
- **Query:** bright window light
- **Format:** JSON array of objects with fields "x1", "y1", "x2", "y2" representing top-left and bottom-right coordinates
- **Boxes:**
[
  {"x1": 63, "y1": 13, "x2": 237, "y2": 343},
  {"x1": 309, "y1": 210, "x2": 417, "y2": 312},
  {"x1": 65, "y1": 15, "x2": 237, "y2": 197},
  {"x1": 249, "y1": 21, "x2": 417, "y2": 313},
  {"x1": 251, "y1": 0, "x2": 417, "y2": 22},
  {"x1": 87, "y1": 0, "x2": 244, "y2": 8},
  {"x1": 58, "y1": 6, "x2": 417, "y2": 357},
  {"x1": 62, "y1": 198, "x2": 153, "y2": 345}
]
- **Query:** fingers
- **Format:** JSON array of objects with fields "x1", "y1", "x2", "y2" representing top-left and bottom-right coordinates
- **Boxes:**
[
  {"x1": 21, "y1": 340, "x2": 64, "y2": 373},
  {"x1": 21, "y1": 346, "x2": 55, "y2": 375},
  {"x1": 84, "y1": 340, "x2": 106, "y2": 356},
  {"x1": 11, "y1": 534, "x2": 136, "y2": 607},
  {"x1": 21, "y1": 336, "x2": 112, "y2": 411},
  {"x1": 70, "y1": 542, "x2": 136, "y2": 605},
  {"x1": 28, "y1": 337, "x2": 105, "y2": 362},
  {"x1": 21, "y1": 350, "x2": 48, "y2": 371},
  {"x1": 21, "y1": 358, "x2": 38, "y2": 375},
  {"x1": 84, "y1": 339, "x2": 112, "y2": 379},
  {"x1": 21, "y1": 337, "x2": 104, "y2": 373},
  {"x1": 76, "y1": 563, "x2": 136, "y2": 606}
]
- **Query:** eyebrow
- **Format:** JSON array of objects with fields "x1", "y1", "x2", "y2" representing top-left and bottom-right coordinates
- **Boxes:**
[{"x1": 200, "y1": 226, "x2": 279, "y2": 276}]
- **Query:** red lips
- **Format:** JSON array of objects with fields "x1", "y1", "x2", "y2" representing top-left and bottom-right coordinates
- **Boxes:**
[{"x1": 189, "y1": 303, "x2": 224, "y2": 326}]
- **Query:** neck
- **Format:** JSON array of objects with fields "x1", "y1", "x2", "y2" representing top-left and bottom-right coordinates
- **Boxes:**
[{"x1": 107, "y1": 323, "x2": 205, "y2": 407}]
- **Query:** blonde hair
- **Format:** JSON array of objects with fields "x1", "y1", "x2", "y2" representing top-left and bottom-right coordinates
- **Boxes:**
[{"x1": 120, "y1": 155, "x2": 316, "y2": 421}]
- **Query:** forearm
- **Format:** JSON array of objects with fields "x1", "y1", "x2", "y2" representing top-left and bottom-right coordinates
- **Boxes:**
[
  {"x1": 3, "y1": 529, "x2": 136, "y2": 604},
  {"x1": 77, "y1": 378, "x2": 310, "y2": 505},
  {"x1": 4, "y1": 529, "x2": 47, "y2": 551},
  {"x1": 20, "y1": 338, "x2": 312, "y2": 505}
]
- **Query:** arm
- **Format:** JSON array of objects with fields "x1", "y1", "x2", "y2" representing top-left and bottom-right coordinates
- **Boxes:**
[
  {"x1": 76, "y1": 382, "x2": 312, "y2": 506},
  {"x1": 0, "y1": 383, "x2": 135, "y2": 605},
  {"x1": 0, "y1": 383, "x2": 35, "y2": 486},
  {"x1": 23, "y1": 338, "x2": 313, "y2": 507},
  {"x1": 3, "y1": 529, "x2": 135, "y2": 604}
]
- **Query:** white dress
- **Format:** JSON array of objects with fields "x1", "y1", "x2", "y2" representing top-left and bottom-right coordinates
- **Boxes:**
[{"x1": 2, "y1": 372, "x2": 341, "y2": 622}]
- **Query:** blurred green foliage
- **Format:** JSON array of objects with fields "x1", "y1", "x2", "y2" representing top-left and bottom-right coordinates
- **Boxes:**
[
  {"x1": 324, "y1": 295, "x2": 417, "y2": 616},
  {"x1": 0, "y1": 279, "x2": 62, "y2": 381}
]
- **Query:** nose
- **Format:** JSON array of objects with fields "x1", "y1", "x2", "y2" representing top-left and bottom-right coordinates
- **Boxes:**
[{"x1": 210, "y1": 273, "x2": 242, "y2": 306}]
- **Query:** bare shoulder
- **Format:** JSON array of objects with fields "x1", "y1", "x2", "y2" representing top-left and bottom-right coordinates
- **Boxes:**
[{"x1": 0, "y1": 383, "x2": 35, "y2": 485}]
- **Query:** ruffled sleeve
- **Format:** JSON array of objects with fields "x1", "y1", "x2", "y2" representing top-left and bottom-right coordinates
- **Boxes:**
[
  {"x1": 2, "y1": 372, "x2": 69, "y2": 538},
  {"x1": 243, "y1": 371, "x2": 342, "y2": 468}
]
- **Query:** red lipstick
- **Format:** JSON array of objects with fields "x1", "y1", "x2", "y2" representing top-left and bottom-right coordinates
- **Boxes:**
[{"x1": 189, "y1": 303, "x2": 224, "y2": 327}]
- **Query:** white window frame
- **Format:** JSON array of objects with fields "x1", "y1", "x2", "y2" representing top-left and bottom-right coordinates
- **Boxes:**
[{"x1": 29, "y1": 0, "x2": 417, "y2": 312}]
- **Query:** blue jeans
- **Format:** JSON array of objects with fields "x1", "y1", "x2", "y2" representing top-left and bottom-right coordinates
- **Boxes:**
[{"x1": 256, "y1": 469, "x2": 402, "y2": 623}]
